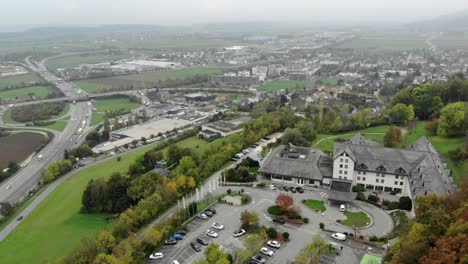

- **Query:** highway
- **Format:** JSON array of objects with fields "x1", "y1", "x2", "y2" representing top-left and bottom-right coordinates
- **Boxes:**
[{"x1": 0, "y1": 57, "x2": 92, "y2": 203}]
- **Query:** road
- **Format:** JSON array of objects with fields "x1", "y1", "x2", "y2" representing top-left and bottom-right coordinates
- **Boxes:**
[{"x1": 0, "y1": 57, "x2": 92, "y2": 204}]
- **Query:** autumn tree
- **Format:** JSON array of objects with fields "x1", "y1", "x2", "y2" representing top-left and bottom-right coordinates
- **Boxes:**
[
  {"x1": 240, "y1": 210, "x2": 259, "y2": 229},
  {"x1": 276, "y1": 193, "x2": 294, "y2": 212},
  {"x1": 384, "y1": 126, "x2": 403, "y2": 148}
]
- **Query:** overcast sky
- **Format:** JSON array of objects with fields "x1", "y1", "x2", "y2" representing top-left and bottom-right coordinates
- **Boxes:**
[{"x1": 2, "y1": 0, "x2": 468, "y2": 30}]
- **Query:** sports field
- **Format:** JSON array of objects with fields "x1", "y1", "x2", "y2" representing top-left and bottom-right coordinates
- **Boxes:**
[
  {"x1": 0, "y1": 86, "x2": 52, "y2": 99},
  {"x1": 75, "y1": 67, "x2": 222, "y2": 93},
  {"x1": 0, "y1": 73, "x2": 43, "y2": 89},
  {"x1": 257, "y1": 80, "x2": 315, "y2": 91}
]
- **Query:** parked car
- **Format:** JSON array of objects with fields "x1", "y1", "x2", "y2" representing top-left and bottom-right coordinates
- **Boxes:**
[
  {"x1": 339, "y1": 204, "x2": 346, "y2": 212},
  {"x1": 212, "y1": 222, "x2": 224, "y2": 230},
  {"x1": 260, "y1": 247, "x2": 274, "y2": 256},
  {"x1": 173, "y1": 234, "x2": 184, "y2": 240},
  {"x1": 272, "y1": 217, "x2": 286, "y2": 224},
  {"x1": 251, "y1": 255, "x2": 266, "y2": 263},
  {"x1": 191, "y1": 242, "x2": 201, "y2": 252},
  {"x1": 296, "y1": 186, "x2": 304, "y2": 193},
  {"x1": 205, "y1": 229, "x2": 219, "y2": 238},
  {"x1": 282, "y1": 186, "x2": 289, "y2": 192},
  {"x1": 269, "y1": 184, "x2": 276, "y2": 190},
  {"x1": 331, "y1": 233, "x2": 347, "y2": 241},
  {"x1": 267, "y1": 240, "x2": 281, "y2": 248},
  {"x1": 17, "y1": 216, "x2": 23, "y2": 221},
  {"x1": 206, "y1": 208, "x2": 216, "y2": 214},
  {"x1": 149, "y1": 252, "x2": 164, "y2": 260},
  {"x1": 204, "y1": 210, "x2": 214, "y2": 217},
  {"x1": 290, "y1": 187, "x2": 297, "y2": 193},
  {"x1": 196, "y1": 237, "x2": 209, "y2": 245},
  {"x1": 164, "y1": 239, "x2": 177, "y2": 245},
  {"x1": 233, "y1": 229, "x2": 246, "y2": 237},
  {"x1": 176, "y1": 230, "x2": 187, "y2": 236},
  {"x1": 198, "y1": 213, "x2": 208, "y2": 220},
  {"x1": 172, "y1": 261, "x2": 180, "y2": 264}
]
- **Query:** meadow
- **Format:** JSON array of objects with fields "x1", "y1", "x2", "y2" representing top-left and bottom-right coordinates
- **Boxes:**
[
  {"x1": 257, "y1": 80, "x2": 316, "y2": 91},
  {"x1": 0, "y1": 73, "x2": 43, "y2": 89},
  {"x1": 0, "y1": 85, "x2": 52, "y2": 99}
]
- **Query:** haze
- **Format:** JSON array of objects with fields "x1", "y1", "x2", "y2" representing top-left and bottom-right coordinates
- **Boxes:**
[{"x1": 2, "y1": 0, "x2": 468, "y2": 31}]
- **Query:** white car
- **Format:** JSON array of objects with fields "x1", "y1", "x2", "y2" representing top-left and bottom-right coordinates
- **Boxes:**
[
  {"x1": 149, "y1": 252, "x2": 164, "y2": 259},
  {"x1": 233, "y1": 229, "x2": 246, "y2": 237},
  {"x1": 267, "y1": 240, "x2": 281, "y2": 248},
  {"x1": 212, "y1": 222, "x2": 224, "y2": 230},
  {"x1": 260, "y1": 247, "x2": 274, "y2": 256},
  {"x1": 339, "y1": 204, "x2": 346, "y2": 212},
  {"x1": 269, "y1": 184, "x2": 276, "y2": 190},
  {"x1": 198, "y1": 213, "x2": 208, "y2": 220},
  {"x1": 331, "y1": 233, "x2": 347, "y2": 241},
  {"x1": 205, "y1": 229, "x2": 218, "y2": 238}
]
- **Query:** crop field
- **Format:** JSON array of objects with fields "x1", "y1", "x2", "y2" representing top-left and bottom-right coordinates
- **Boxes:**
[
  {"x1": 0, "y1": 73, "x2": 43, "y2": 89},
  {"x1": 46, "y1": 53, "x2": 128, "y2": 71},
  {"x1": 257, "y1": 80, "x2": 316, "y2": 91},
  {"x1": 0, "y1": 86, "x2": 52, "y2": 99},
  {"x1": 0, "y1": 131, "x2": 48, "y2": 169},
  {"x1": 75, "y1": 67, "x2": 222, "y2": 93}
]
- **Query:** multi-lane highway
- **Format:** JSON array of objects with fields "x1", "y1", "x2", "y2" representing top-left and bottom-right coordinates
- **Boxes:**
[{"x1": 0, "y1": 57, "x2": 92, "y2": 203}]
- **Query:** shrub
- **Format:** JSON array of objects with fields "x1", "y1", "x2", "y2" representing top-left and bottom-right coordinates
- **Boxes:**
[
  {"x1": 282, "y1": 232, "x2": 290, "y2": 240},
  {"x1": 257, "y1": 182, "x2": 266, "y2": 188},
  {"x1": 303, "y1": 218, "x2": 309, "y2": 224},
  {"x1": 227, "y1": 188, "x2": 232, "y2": 195},
  {"x1": 389, "y1": 201, "x2": 399, "y2": 210},
  {"x1": 241, "y1": 195, "x2": 251, "y2": 205},
  {"x1": 319, "y1": 223, "x2": 325, "y2": 230},
  {"x1": 266, "y1": 227, "x2": 278, "y2": 239},
  {"x1": 343, "y1": 232, "x2": 349, "y2": 236},
  {"x1": 398, "y1": 196, "x2": 412, "y2": 211},
  {"x1": 352, "y1": 185, "x2": 365, "y2": 192},
  {"x1": 356, "y1": 191, "x2": 366, "y2": 201},
  {"x1": 359, "y1": 235, "x2": 364, "y2": 239},
  {"x1": 268, "y1": 205, "x2": 282, "y2": 215},
  {"x1": 367, "y1": 194, "x2": 380, "y2": 203}
]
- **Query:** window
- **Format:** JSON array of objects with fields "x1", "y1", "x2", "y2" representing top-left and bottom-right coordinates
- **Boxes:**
[
  {"x1": 376, "y1": 179, "x2": 379, "y2": 183},
  {"x1": 358, "y1": 177, "x2": 361, "y2": 180},
  {"x1": 344, "y1": 177, "x2": 347, "y2": 180},
  {"x1": 339, "y1": 170, "x2": 342, "y2": 174},
  {"x1": 400, "y1": 182, "x2": 404, "y2": 185},
  {"x1": 363, "y1": 171, "x2": 366, "y2": 175},
  {"x1": 339, "y1": 176, "x2": 342, "y2": 179},
  {"x1": 345, "y1": 159, "x2": 348, "y2": 163},
  {"x1": 381, "y1": 179, "x2": 384, "y2": 183},
  {"x1": 344, "y1": 171, "x2": 348, "y2": 175},
  {"x1": 395, "y1": 181, "x2": 398, "y2": 185},
  {"x1": 340, "y1": 158, "x2": 343, "y2": 162},
  {"x1": 395, "y1": 175, "x2": 399, "y2": 179},
  {"x1": 358, "y1": 171, "x2": 361, "y2": 175},
  {"x1": 345, "y1": 165, "x2": 348, "y2": 169},
  {"x1": 363, "y1": 177, "x2": 366, "y2": 181},
  {"x1": 340, "y1": 164, "x2": 343, "y2": 168},
  {"x1": 376, "y1": 173, "x2": 380, "y2": 177}
]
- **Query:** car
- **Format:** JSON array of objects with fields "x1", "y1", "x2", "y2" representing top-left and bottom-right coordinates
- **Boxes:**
[
  {"x1": 149, "y1": 252, "x2": 164, "y2": 260},
  {"x1": 206, "y1": 229, "x2": 218, "y2": 238},
  {"x1": 164, "y1": 239, "x2": 177, "y2": 245},
  {"x1": 233, "y1": 229, "x2": 246, "y2": 237},
  {"x1": 282, "y1": 186, "x2": 290, "y2": 191},
  {"x1": 196, "y1": 237, "x2": 209, "y2": 245},
  {"x1": 267, "y1": 240, "x2": 281, "y2": 248},
  {"x1": 172, "y1": 261, "x2": 180, "y2": 264},
  {"x1": 251, "y1": 255, "x2": 266, "y2": 263},
  {"x1": 290, "y1": 187, "x2": 297, "y2": 193},
  {"x1": 205, "y1": 208, "x2": 216, "y2": 214},
  {"x1": 173, "y1": 234, "x2": 184, "y2": 240},
  {"x1": 198, "y1": 213, "x2": 208, "y2": 220},
  {"x1": 16, "y1": 216, "x2": 23, "y2": 221},
  {"x1": 331, "y1": 233, "x2": 347, "y2": 241},
  {"x1": 296, "y1": 186, "x2": 304, "y2": 193},
  {"x1": 272, "y1": 217, "x2": 286, "y2": 224},
  {"x1": 191, "y1": 242, "x2": 202, "y2": 252},
  {"x1": 5, "y1": 185, "x2": 11, "y2": 190},
  {"x1": 204, "y1": 210, "x2": 214, "y2": 217},
  {"x1": 339, "y1": 204, "x2": 346, "y2": 212},
  {"x1": 212, "y1": 222, "x2": 224, "y2": 230},
  {"x1": 269, "y1": 184, "x2": 276, "y2": 190},
  {"x1": 260, "y1": 247, "x2": 274, "y2": 256},
  {"x1": 176, "y1": 230, "x2": 187, "y2": 236},
  {"x1": 263, "y1": 137, "x2": 271, "y2": 140},
  {"x1": 328, "y1": 242, "x2": 341, "y2": 252}
]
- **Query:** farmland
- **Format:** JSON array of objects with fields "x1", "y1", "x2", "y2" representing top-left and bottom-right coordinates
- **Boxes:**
[
  {"x1": 0, "y1": 86, "x2": 53, "y2": 99},
  {"x1": 0, "y1": 73, "x2": 43, "y2": 89},
  {"x1": 0, "y1": 131, "x2": 49, "y2": 169},
  {"x1": 75, "y1": 67, "x2": 222, "y2": 93}
]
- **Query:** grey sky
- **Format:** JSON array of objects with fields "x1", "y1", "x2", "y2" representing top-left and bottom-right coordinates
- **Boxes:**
[{"x1": 2, "y1": 0, "x2": 468, "y2": 29}]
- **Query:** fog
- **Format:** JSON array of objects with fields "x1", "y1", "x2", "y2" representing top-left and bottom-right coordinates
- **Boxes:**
[{"x1": 2, "y1": 0, "x2": 468, "y2": 30}]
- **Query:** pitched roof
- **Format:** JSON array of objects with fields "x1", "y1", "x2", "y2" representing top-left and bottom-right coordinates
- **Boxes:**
[{"x1": 259, "y1": 145, "x2": 332, "y2": 180}]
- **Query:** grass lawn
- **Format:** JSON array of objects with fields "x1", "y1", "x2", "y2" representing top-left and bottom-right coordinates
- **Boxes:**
[
  {"x1": 0, "y1": 86, "x2": 52, "y2": 99},
  {"x1": 320, "y1": 77, "x2": 338, "y2": 85},
  {"x1": 94, "y1": 97, "x2": 140, "y2": 113},
  {"x1": 90, "y1": 113, "x2": 105, "y2": 126},
  {"x1": 304, "y1": 199, "x2": 327, "y2": 212},
  {"x1": 0, "y1": 73, "x2": 43, "y2": 89},
  {"x1": 0, "y1": 143, "x2": 159, "y2": 264},
  {"x1": 44, "y1": 120, "x2": 68, "y2": 131},
  {"x1": 74, "y1": 81, "x2": 112, "y2": 93},
  {"x1": 161, "y1": 135, "x2": 239, "y2": 156},
  {"x1": 257, "y1": 80, "x2": 315, "y2": 91},
  {"x1": 341, "y1": 211, "x2": 371, "y2": 228}
]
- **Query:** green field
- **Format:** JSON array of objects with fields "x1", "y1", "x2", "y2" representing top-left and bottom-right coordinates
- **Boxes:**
[
  {"x1": 341, "y1": 211, "x2": 371, "y2": 228},
  {"x1": 73, "y1": 82, "x2": 112, "y2": 94},
  {"x1": 46, "y1": 53, "x2": 127, "y2": 71},
  {"x1": 94, "y1": 97, "x2": 140, "y2": 113},
  {"x1": 0, "y1": 73, "x2": 43, "y2": 89},
  {"x1": 0, "y1": 85, "x2": 52, "y2": 99},
  {"x1": 304, "y1": 199, "x2": 327, "y2": 212},
  {"x1": 44, "y1": 120, "x2": 68, "y2": 131},
  {"x1": 320, "y1": 77, "x2": 338, "y2": 85},
  {"x1": 90, "y1": 113, "x2": 105, "y2": 126},
  {"x1": 257, "y1": 80, "x2": 315, "y2": 91}
]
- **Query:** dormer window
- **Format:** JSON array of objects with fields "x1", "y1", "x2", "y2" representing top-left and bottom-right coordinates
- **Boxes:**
[
  {"x1": 357, "y1": 163, "x2": 367, "y2": 170},
  {"x1": 376, "y1": 165, "x2": 386, "y2": 172},
  {"x1": 395, "y1": 168, "x2": 406, "y2": 174}
]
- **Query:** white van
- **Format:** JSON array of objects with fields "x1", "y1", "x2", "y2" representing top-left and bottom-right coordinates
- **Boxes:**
[
  {"x1": 339, "y1": 204, "x2": 346, "y2": 212},
  {"x1": 331, "y1": 233, "x2": 347, "y2": 241}
]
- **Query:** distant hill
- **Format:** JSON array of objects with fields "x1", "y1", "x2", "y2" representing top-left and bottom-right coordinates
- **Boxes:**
[{"x1": 407, "y1": 9, "x2": 468, "y2": 31}]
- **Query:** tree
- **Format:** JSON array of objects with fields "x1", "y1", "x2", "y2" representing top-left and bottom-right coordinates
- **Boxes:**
[
  {"x1": 7, "y1": 161, "x2": 19, "y2": 174},
  {"x1": 294, "y1": 235, "x2": 329, "y2": 264},
  {"x1": 389, "y1": 104, "x2": 414, "y2": 125},
  {"x1": 240, "y1": 210, "x2": 259, "y2": 228},
  {"x1": 96, "y1": 230, "x2": 116, "y2": 254},
  {"x1": 384, "y1": 126, "x2": 403, "y2": 148},
  {"x1": 0, "y1": 202, "x2": 14, "y2": 216},
  {"x1": 437, "y1": 102, "x2": 465, "y2": 137},
  {"x1": 281, "y1": 128, "x2": 307, "y2": 146},
  {"x1": 266, "y1": 227, "x2": 277, "y2": 239},
  {"x1": 276, "y1": 193, "x2": 294, "y2": 212},
  {"x1": 398, "y1": 196, "x2": 412, "y2": 211},
  {"x1": 177, "y1": 156, "x2": 196, "y2": 176}
]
